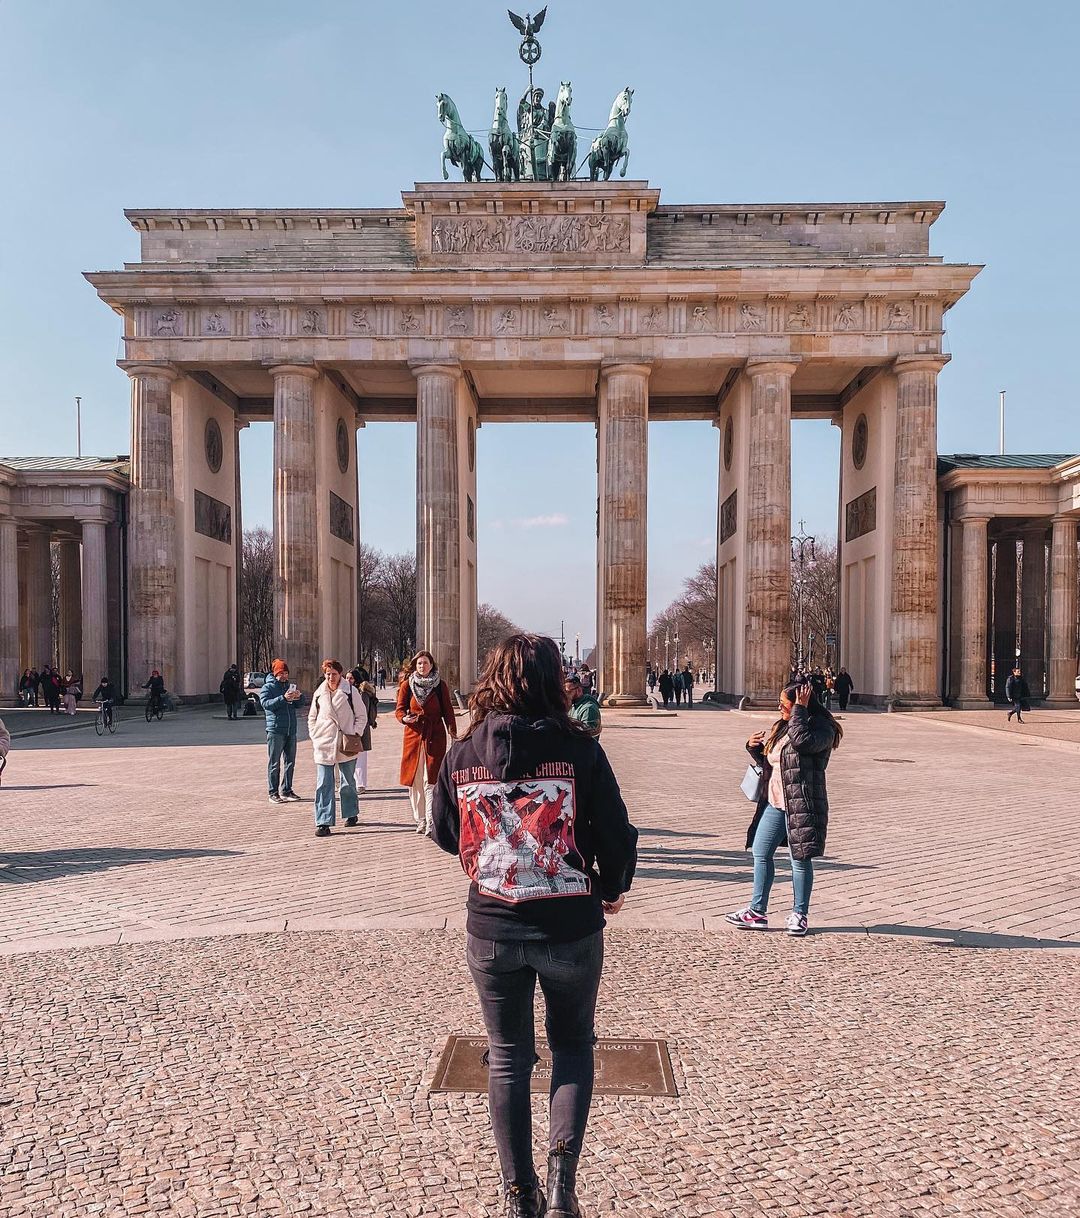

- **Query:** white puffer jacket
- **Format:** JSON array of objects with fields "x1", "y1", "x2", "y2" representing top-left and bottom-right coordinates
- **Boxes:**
[{"x1": 307, "y1": 680, "x2": 363, "y2": 766}]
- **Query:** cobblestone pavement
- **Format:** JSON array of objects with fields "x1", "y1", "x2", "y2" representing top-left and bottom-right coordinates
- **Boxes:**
[
  {"x1": 1, "y1": 701, "x2": 1078, "y2": 948},
  {"x1": 1, "y1": 930, "x2": 1077, "y2": 1217}
]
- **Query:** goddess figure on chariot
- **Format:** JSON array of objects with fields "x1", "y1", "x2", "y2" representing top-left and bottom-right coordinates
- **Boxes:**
[{"x1": 516, "y1": 86, "x2": 555, "y2": 181}]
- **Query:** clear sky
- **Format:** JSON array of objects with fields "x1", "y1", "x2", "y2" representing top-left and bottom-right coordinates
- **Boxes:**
[{"x1": 2, "y1": 0, "x2": 1077, "y2": 649}]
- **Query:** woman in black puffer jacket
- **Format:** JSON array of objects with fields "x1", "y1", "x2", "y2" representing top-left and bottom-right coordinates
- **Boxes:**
[{"x1": 726, "y1": 681, "x2": 842, "y2": 937}]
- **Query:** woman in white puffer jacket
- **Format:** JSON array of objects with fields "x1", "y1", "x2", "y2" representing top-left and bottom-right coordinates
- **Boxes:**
[{"x1": 307, "y1": 659, "x2": 363, "y2": 838}]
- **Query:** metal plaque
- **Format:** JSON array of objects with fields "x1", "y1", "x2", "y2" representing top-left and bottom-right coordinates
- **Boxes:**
[{"x1": 430, "y1": 1036, "x2": 677, "y2": 1097}]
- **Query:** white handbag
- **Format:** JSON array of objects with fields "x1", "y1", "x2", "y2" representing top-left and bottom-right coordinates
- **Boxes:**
[{"x1": 740, "y1": 763, "x2": 765, "y2": 803}]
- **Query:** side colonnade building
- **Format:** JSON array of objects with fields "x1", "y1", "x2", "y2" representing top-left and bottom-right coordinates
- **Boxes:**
[{"x1": 2, "y1": 181, "x2": 1076, "y2": 707}]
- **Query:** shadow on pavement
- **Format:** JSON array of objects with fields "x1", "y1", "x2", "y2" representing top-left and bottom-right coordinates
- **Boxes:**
[
  {"x1": 0, "y1": 846, "x2": 239, "y2": 881},
  {"x1": 636, "y1": 848, "x2": 874, "y2": 882},
  {"x1": 817, "y1": 924, "x2": 1078, "y2": 950},
  {"x1": 636, "y1": 827, "x2": 717, "y2": 839},
  {"x1": 0, "y1": 783, "x2": 96, "y2": 791}
]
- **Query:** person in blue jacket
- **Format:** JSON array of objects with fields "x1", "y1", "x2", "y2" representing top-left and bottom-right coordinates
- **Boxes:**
[{"x1": 260, "y1": 658, "x2": 303, "y2": 804}]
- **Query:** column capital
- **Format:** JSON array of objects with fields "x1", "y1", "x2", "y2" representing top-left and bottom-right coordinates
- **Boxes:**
[
  {"x1": 268, "y1": 363, "x2": 320, "y2": 381},
  {"x1": 744, "y1": 356, "x2": 800, "y2": 378},
  {"x1": 893, "y1": 353, "x2": 951, "y2": 376},
  {"x1": 1051, "y1": 512, "x2": 1079, "y2": 528},
  {"x1": 959, "y1": 514, "x2": 991, "y2": 527},
  {"x1": 599, "y1": 359, "x2": 653, "y2": 381},
  {"x1": 118, "y1": 360, "x2": 179, "y2": 381},
  {"x1": 408, "y1": 360, "x2": 462, "y2": 380}
]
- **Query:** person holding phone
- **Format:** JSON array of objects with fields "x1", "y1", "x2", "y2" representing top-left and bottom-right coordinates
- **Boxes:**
[
  {"x1": 260, "y1": 658, "x2": 303, "y2": 804},
  {"x1": 726, "y1": 680, "x2": 843, "y2": 937},
  {"x1": 396, "y1": 650, "x2": 457, "y2": 835}
]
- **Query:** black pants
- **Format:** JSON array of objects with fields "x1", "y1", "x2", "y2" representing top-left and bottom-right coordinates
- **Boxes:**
[{"x1": 467, "y1": 930, "x2": 603, "y2": 1186}]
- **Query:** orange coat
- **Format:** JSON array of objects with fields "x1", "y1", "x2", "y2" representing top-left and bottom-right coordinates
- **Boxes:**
[{"x1": 396, "y1": 678, "x2": 457, "y2": 786}]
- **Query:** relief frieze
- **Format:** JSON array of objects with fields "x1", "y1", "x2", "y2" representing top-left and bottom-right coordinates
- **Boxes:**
[
  {"x1": 194, "y1": 489, "x2": 232, "y2": 544},
  {"x1": 720, "y1": 490, "x2": 738, "y2": 544},
  {"x1": 845, "y1": 487, "x2": 877, "y2": 542},
  {"x1": 329, "y1": 491, "x2": 354, "y2": 545},
  {"x1": 430, "y1": 214, "x2": 630, "y2": 256}
]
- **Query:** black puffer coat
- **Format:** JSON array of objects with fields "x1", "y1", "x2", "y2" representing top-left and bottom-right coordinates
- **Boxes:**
[{"x1": 744, "y1": 706, "x2": 838, "y2": 860}]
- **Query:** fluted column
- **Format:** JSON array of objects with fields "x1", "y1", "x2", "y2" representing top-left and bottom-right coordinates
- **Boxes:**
[
  {"x1": 744, "y1": 358, "x2": 797, "y2": 706},
  {"x1": 26, "y1": 530, "x2": 53, "y2": 668},
  {"x1": 81, "y1": 521, "x2": 108, "y2": 690},
  {"x1": 956, "y1": 516, "x2": 990, "y2": 706},
  {"x1": 57, "y1": 539, "x2": 83, "y2": 678},
  {"x1": 597, "y1": 361, "x2": 650, "y2": 705},
  {"x1": 412, "y1": 363, "x2": 462, "y2": 690},
  {"x1": 890, "y1": 354, "x2": 949, "y2": 706},
  {"x1": 271, "y1": 364, "x2": 320, "y2": 695},
  {"x1": 234, "y1": 418, "x2": 247, "y2": 671},
  {"x1": 1047, "y1": 514, "x2": 1078, "y2": 704},
  {"x1": 1020, "y1": 524, "x2": 1048, "y2": 697},
  {"x1": 125, "y1": 363, "x2": 178, "y2": 693},
  {"x1": 0, "y1": 519, "x2": 18, "y2": 699}
]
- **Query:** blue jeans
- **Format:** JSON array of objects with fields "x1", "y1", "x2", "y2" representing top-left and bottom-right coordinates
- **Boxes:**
[
  {"x1": 267, "y1": 731, "x2": 297, "y2": 795},
  {"x1": 751, "y1": 803, "x2": 814, "y2": 917},
  {"x1": 314, "y1": 759, "x2": 358, "y2": 826},
  {"x1": 467, "y1": 931, "x2": 604, "y2": 1186}
]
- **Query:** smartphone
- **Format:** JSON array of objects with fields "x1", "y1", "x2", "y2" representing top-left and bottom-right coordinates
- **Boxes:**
[{"x1": 288, "y1": 683, "x2": 298, "y2": 694}]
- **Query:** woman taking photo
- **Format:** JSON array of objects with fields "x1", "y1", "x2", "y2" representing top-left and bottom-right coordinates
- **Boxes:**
[
  {"x1": 346, "y1": 666, "x2": 379, "y2": 791},
  {"x1": 396, "y1": 650, "x2": 456, "y2": 836},
  {"x1": 726, "y1": 681, "x2": 842, "y2": 937},
  {"x1": 307, "y1": 659, "x2": 363, "y2": 838},
  {"x1": 432, "y1": 633, "x2": 638, "y2": 1218}
]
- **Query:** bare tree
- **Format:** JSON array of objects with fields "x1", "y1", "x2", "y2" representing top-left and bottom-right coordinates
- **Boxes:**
[
  {"x1": 477, "y1": 603, "x2": 520, "y2": 669},
  {"x1": 49, "y1": 542, "x2": 61, "y2": 668},
  {"x1": 647, "y1": 561, "x2": 718, "y2": 674},
  {"x1": 791, "y1": 540, "x2": 839, "y2": 669},
  {"x1": 241, "y1": 527, "x2": 274, "y2": 673},
  {"x1": 356, "y1": 541, "x2": 388, "y2": 668},
  {"x1": 380, "y1": 551, "x2": 418, "y2": 673}
]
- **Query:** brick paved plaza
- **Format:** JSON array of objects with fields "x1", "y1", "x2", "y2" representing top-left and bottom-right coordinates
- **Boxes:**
[{"x1": 1, "y1": 703, "x2": 1079, "y2": 1215}]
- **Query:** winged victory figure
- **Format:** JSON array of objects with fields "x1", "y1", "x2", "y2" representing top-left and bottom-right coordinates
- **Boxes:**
[{"x1": 508, "y1": 6, "x2": 547, "y2": 37}]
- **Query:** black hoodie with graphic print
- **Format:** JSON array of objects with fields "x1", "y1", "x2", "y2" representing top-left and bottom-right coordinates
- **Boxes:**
[{"x1": 431, "y1": 713, "x2": 638, "y2": 943}]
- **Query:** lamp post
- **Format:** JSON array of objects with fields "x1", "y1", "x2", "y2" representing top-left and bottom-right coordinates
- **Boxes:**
[
  {"x1": 674, "y1": 624, "x2": 681, "y2": 670},
  {"x1": 791, "y1": 520, "x2": 816, "y2": 672},
  {"x1": 575, "y1": 632, "x2": 580, "y2": 664},
  {"x1": 664, "y1": 628, "x2": 670, "y2": 672}
]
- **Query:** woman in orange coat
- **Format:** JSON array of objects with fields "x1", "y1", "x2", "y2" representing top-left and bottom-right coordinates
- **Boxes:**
[{"x1": 396, "y1": 650, "x2": 457, "y2": 835}]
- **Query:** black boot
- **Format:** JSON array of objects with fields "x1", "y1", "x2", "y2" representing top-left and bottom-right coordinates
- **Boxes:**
[
  {"x1": 504, "y1": 1179, "x2": 545, "y2": 1218},
  {"x1": 546, "y1": 1142, "x2": 581, "y2": 1217}
]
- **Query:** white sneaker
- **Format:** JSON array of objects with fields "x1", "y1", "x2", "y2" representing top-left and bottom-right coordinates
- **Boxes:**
[{"x1": 785, "y1": 912, "x2": 808, "y2": 938}]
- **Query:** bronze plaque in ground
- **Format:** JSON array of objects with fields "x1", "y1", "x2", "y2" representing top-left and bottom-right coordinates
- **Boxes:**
[{"x1": 430, "y1": 1036, "x2": 677, "y2": 1097}]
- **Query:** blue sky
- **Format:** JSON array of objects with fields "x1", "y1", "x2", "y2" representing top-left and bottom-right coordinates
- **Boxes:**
[{"x1": 1, "y1": 0, "x2": 1077, "y2": 646}]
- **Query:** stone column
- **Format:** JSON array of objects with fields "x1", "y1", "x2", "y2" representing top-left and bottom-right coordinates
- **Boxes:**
[
  {"x1": 597, "y1": 361, "x2": 650, "y2": 706},
  {"x1": 125, "y1": 363, "x2": 178, "y2": 693},
  {"x1": 26, "y1": 530, "x2": 53, "y2": 668},
  {"x1": 992, "y1": 535, "x2": 1019, "y2": 697},
  {"x1": 271, "y1": 365, "x2": 321, "y2": 695},
  {"x1": 412, "y1": 363, "x2": 462, "y2": 690},
  {"x1": 890, "y1": 354, "x2": 949, "y2": 706},
  {"x1": 743, "y1": 358, "x2": 797, "y2": 707},
  {"x1": 234, "y1": 418, "x2": 247, "y2": 671},
  {"x1": 81, "y1": 520, "x2": 108, "y2": 692},
  {"x1": 1047, "y1": 514, "x2": 1078, "y2": 705},
  {"x1": 0, "y1": 519, "x2": 18, "y2": 700},
  {"x1": 1020, "y1": 524, "x2": 1048, "y2": 697},
  {"x1": 57, "y1": 539, "x2": 83, "y2": 678},
  {"x1": 956, "y1": 517, "x2": 990, "y2": 706}
]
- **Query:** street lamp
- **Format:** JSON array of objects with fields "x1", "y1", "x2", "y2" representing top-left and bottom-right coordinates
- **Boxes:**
[
  {"x1": 664, "y1": 628, "x2": 670, "y2": 671},
  {"x1": 791, "y1": 520, "x2": 816, "y2": 672}
]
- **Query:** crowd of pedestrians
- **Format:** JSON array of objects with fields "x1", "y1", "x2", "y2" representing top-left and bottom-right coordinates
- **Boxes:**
[
  {"x1": 787, "y1": 664, "x2": 854, "y2": 712},
  {"x1": 649, "y1": 663, "x2": 697, "y2": 708},
  {"x1": 18, "y1": 665, "x2": 81, "y2": 714}
]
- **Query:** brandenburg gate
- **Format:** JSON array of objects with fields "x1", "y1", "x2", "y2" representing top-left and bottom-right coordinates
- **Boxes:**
[{"x1": 85, "y1": 181, "x2": 979, "y2": 706}]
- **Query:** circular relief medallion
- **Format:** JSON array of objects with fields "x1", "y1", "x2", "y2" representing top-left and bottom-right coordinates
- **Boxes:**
[
  {"x1": 204, "y1": 417, "x2": 223, "y2": 474},
  {"x1": 852, "y1": 413, "x2": 869, "y2": 471},
  {"x1": 723, "y1": 416, "x2": 733, "y2": 472},
  {"x1": 336, "y1": 418, "x2": 350, "y2": 473},
  {"x1": 468, "y1": 417, "x2": 476, "y2": 473}
]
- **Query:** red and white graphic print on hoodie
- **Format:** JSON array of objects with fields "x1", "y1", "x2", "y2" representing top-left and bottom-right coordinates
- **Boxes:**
[{"x1": 458, "y1": 771, "x2": 590, "y2": 903}]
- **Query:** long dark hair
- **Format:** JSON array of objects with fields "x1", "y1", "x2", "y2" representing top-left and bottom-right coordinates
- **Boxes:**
[
  {"x1": 465, "y1": 633, "x2": 587, "y2": 738},
  {"x1": 763, "y1": 683, "x2": 844, "y2": 754}
]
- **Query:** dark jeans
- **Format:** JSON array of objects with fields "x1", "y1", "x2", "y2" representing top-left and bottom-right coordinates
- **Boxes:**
[
  {"x1": 266, "y1": 730, "x2": 297, "y2": 794},
  {"x1": 467, "y1": 930, "x2": 604, "y2": 1186}
]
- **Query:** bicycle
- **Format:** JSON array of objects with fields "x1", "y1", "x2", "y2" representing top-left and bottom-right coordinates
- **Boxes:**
[
  {"x1": 95, "y1": 700, "x2": 117, "y2": 736},
  {"x1": 144, "y1": 695, "x2": 165, "y2": 723}
]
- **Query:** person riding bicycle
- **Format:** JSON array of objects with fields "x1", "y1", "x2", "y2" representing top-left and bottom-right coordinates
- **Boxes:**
[
  {"x1": 142, "y1": 670, "x2": 166, "y2": 715},
  {"x1": 91, "y1": 676, "x2": 116, "y2": 728}
]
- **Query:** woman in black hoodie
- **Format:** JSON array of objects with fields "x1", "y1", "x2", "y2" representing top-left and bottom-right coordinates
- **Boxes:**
[{"x1": 432, "y1": 633, "x2": 638, "y2": 1218}]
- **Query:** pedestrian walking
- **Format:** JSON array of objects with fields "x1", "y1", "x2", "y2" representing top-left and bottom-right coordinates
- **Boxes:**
[
  {"x1": 378, "y1": 666, "x2": 387, "y2": 690},
  {"x1": 260, "y1": 658, "x2": 303, "y2": 804},
  {"x1": 657, "y1": 668, "x2": 674, "y2": 708},
  {"x1": 1005, "y1": 668, "x2": 1031, "y2": 723},
  {"x1": 682, "y1": 664, "x2": 695, "y2": 709},
  {"x1": 834, "y1": 668, "x2": 853, "y2": 711},
  {"x1": 220, "y1": 664, "x2": 243, "y2": 719},
  {"x1": 431, "y1": 633, "x2": 638, "y2": 1218},
  {"x1": 18, "y1": 669, "x2": 35, "y2": 707},
  {"x1": 565, "y1": 671, "x2": 602, "y2": 737},
  {"x1": 346, "y1": 666, "x2": 379, "y2": 791},
  {"x1": 672, "y1": 668, "x2": 683, "y2": 706},
  {"x1": 308, "y1": 660, "x2": 364, "y2": 837},
  {"x1": 42, "y1": 667, "x2": 62, "y2": 714},
  {"x1": 726, "y1": 680, "x2": 843, "y2": 938},
  {"x1": 647, "y1": 669, "x2": 657, "y2": 697},
  {"x1": 396, "y1": 650, "x2": 457, "y2": 836}
]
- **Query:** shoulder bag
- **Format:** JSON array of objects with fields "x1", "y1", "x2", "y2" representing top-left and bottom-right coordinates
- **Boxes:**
[
  {"x1": 338, "y1": 689, "x2": 364, "y2": 757},
  {"x1": 741, "y1": 762, "x2": 765, "y2": 803}
]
